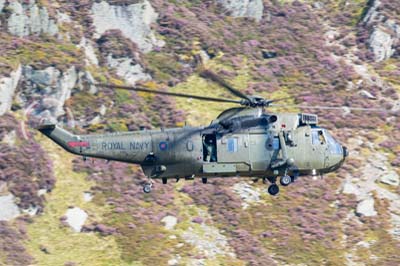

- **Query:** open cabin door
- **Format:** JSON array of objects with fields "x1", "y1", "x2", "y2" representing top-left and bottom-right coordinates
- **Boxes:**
[{"x1": 202, "y1": 133, "x2": 250, "y2": 174}]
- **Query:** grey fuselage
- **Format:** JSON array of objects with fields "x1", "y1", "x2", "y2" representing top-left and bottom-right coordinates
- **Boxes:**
[{"x1": 38, "y1": 110, "x2": 347, "y2": 180}]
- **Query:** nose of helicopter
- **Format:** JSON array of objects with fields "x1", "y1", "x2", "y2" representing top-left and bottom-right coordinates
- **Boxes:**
[
  {"x1": 342, "y1": 146, "x2": 349, "y2": 159},
  {"x1": 328, "y1": 145, "x2": 348, "y2": 172}
]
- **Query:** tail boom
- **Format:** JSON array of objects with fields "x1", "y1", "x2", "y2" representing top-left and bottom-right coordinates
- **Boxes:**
[{"x1": 38, "y1": 125, "x2": 152, "y2": 164}]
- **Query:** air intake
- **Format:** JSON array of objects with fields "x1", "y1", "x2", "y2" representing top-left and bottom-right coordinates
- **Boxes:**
[{"x1": 299, "y1": 113, "x2": 318, "y2": 125}]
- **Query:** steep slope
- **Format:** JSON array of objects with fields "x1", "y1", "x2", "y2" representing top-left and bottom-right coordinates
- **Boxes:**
[{"x1": 0, "y1": 1, "x2": 399, "y2": 265}]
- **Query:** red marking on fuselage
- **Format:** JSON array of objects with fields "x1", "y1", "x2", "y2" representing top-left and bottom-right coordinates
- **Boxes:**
[{"x1": 68, "y1": 141, "x2": 90, "y2": 148}]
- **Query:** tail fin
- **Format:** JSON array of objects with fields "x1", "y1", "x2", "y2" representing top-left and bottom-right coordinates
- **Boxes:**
[{"x1": 37, "y1": 122, "x2": 78, "y2": 154}]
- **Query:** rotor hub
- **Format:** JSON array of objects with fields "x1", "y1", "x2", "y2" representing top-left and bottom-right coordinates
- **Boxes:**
[{"x1": 241, "y1": 97, "x2": 272, "y2": 107}]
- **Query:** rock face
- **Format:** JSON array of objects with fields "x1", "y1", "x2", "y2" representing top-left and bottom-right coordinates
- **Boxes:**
[
  {"x1": 78, "y1": 38, "x2": 99, "y2": 66},
  {"x1": 0, "y1": 66, "x2": 22, "y2": 116},
  {"x1": 369, "y1": 27, "x2": 395, "y2": 62},
  {"x1": 22, "y1": 66, "x2": 80, "y2": 121},
  {"x1": 363, "y1": 0, "x2": 400, "y2": 61},
  {"x1": 362, "y1": 0, "x2": 382, "y2": 24},
  {"x1": 107, "y1": 55, "x2": 151, "y2": 85},
  {"x1": 91, "y1": 1, "x2": 165, "y2": 53},
  {"x1": 7, "y1": 0, "x2": 58, "y2": 37},
  {"x1": 217, "y1": 0, "x2": 264, "y2": 22}
]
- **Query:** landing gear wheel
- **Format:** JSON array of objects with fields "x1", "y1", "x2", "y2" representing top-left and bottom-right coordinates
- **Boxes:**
[
  {"x1": 280, "y1": 175, "x2": 292, "y2": 186},
  {"x1": 202, "y1": 177, "x2": 208, "y2": 184},
  {"x1": 268, "y1": 184, "x2": 279, "y2": 196},
  {"x1": 143, "y1": 183, "x2": 152, "y2": 193}
]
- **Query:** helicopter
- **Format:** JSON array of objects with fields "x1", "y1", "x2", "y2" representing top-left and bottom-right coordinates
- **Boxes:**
[{"x1": 38, "y1": 70, "x2": 384, "y2": 195}]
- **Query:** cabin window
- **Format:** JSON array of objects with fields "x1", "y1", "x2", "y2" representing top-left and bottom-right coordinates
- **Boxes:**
[{"x1": 227, "y1": 138, "x2": 238, "y2": 152}]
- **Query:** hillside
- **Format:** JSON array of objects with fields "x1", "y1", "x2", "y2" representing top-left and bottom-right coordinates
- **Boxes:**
[{"x1": 0, "y1": 0, "x2": 399, "y2": 265}]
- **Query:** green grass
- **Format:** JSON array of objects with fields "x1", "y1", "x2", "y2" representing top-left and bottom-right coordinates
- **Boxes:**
[
  {"x1": 25, "y1": 135, "x2": 135, "y2": 266},
  {"x1": 1, "y1": 39, "x2": 83, "y2": 71}
]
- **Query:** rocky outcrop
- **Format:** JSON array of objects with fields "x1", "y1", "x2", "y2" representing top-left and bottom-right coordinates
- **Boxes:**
[
  {"x1": 78, "y1": 38, "x2": 99, "y2": 66},
  {"x1": 21, "y1": 66, "x2": 81, "y2": 122},
  {"x1": 91, "y1": 1, "x2": 165, "y2": 53},
  {"x1": 343, "y1": 151, "x2": 400, "y2": 239},
  {"x1": 356, "y1": 197, "x2": 377, "y2": 217},
  {"x1": 161, "y1": 215, "x2": 178, "y2": 230},
  {"x1": 65, "y1": 207, "x2": 88, "y2": 232},
  {"x1": 217, "y1": 0, "x2": 264, "y2": 22},
  {"x1": 0, "y1": 194, "x2": 21, "y2": 221},
  {"x1": 362, "y1": 0, "x2": 382, "y2": 24},
  {"x1": 380, "y1": 171, "x2": 400, "y2": 186},
  {"x1": 232, "y1": 181, "x2": 261, "y2": 209},
  {"x1": 0, "y1": 66, "x2": 22, "y2": 116},
  {"x1": 7, "y1": 0, "x2": 58, "y2": 37},
  {"x1": 107, "y1": 55, "x2": 151, "y2": 85},
  {"x1": 368, "y1": 27, "x2": 396, "y2": 62},
  {"x1": 363, "y1": 0, "x2": 400, "y2": 61}
]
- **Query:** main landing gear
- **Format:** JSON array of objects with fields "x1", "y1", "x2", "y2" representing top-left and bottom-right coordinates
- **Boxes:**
[
  {"x1": 280, "y1": 175, "x2": 292, "y2": 186},
  {"x1": 268, "y1": 183, "x2": 279, "y2": 196},
  {"x1": 263, "y1": 177, "x2": 280, "y2": 196},
  {"x1": 264, "y1": 175, "x2": 294, "y2": 196}
]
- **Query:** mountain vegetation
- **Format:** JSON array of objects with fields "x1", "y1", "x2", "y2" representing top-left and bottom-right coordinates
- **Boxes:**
[{"x1": 0, "y1": 0, "x2": 399, "y2": 265}]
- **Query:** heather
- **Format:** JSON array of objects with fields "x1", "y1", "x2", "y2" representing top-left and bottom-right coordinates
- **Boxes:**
[
  {"x1": 0, "y1": 0, "x2": 399, "y2": 265},
  {"x1": 0, "y1": 114, "x2": 55, "y2": 210},
  {"x1": 0, "y1": 221, "x2": 33, "y2": 266}
]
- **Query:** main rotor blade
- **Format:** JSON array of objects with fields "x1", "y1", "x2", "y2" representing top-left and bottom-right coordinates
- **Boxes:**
[
  {"x1": 200, "y1": 70, "x2": 252, "y2": 102},
  {"x1": 268, "y1": 96, "x2": 294, "y2": 103},
  {"x1": 270, "y1": 103, "x2": 388, "y2": 112},
  {"x1": 95, "y1": 83, "x2": 243, "y2": 104}
]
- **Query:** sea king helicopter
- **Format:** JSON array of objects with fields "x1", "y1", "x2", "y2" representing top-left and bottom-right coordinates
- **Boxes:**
[{"x1": 38, "y1": 70, "x2": 382, "y2": 195}]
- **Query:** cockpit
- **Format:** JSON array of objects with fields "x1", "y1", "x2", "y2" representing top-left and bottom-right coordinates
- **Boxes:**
[{"x1": 311, "y1": 128, "x2": 343, "y2": 155}]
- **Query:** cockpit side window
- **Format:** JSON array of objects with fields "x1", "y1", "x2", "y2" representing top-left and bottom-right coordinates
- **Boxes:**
[
  {"x1": 272, "y1": 136, "x2": 280, "y2": 150},
  {"x1": 312, "y1": 129, "x2": 326, "y2": 145},
  {"x1": 318, "y1": 130, "x2": 326, "y2": 144}
]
